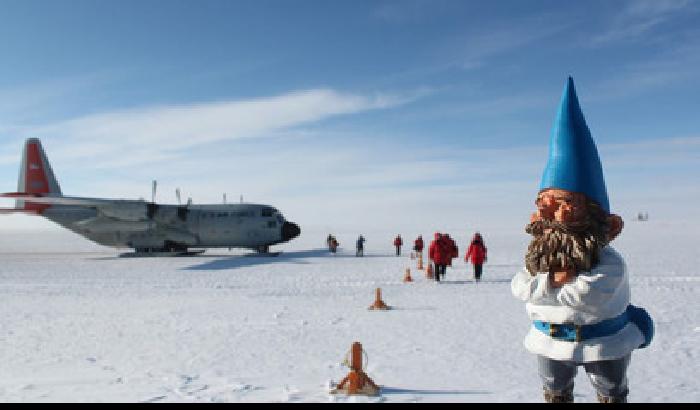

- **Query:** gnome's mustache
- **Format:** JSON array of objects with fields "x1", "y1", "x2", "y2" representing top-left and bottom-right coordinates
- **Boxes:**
[{"x1": 525, "y1": 219, "x2": 605, "y2": 276}]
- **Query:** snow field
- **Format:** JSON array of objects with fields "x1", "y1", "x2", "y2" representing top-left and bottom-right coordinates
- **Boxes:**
[{"x1": 0, "y1": 221, "x2": 697, "y2": 402}]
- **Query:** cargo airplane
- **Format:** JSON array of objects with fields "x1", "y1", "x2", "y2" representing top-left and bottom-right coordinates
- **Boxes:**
[{"x1": 0, "y1": 138, "x2": 301, "y2": 256}]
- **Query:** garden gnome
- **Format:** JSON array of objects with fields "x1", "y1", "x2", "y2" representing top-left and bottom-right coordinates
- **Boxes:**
[{"x1": 511, "y1": 77, "x2": 653, "y2": 403}]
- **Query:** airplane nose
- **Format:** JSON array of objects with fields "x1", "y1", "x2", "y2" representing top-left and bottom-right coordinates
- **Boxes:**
[{"x1": 282, "y1": 221, "x2": 301, "y2": 241}]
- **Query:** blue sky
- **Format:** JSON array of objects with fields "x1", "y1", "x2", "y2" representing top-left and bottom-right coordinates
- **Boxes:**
[{"x1": 1, "y1": 0, "x2": 699, "y2": 233}]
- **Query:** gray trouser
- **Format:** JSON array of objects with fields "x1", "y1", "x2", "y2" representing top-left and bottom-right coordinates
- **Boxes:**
[{"x1": 537, "y1": 354, "x2": 631, "y2": 399}]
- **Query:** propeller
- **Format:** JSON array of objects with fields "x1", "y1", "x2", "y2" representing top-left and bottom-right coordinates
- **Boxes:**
[
  {"x1": 147, "y1": 180, "x2": 158, "y2": 219},
  {"x1": 151, "y1": 180, "x2": 157, "y2": 204},
  {"x1": 176, "y1": 188, "x2": 189, "y2": 221}
]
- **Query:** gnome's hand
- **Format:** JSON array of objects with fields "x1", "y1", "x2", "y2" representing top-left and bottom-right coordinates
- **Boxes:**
[{"x1": 550, "y1": 269, "x2": 576, "y2": 288}]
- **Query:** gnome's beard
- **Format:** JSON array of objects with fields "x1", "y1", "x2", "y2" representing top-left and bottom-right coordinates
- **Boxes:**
[{"x1": 525, "y1": 219, "x2": 607, "y2": 276}]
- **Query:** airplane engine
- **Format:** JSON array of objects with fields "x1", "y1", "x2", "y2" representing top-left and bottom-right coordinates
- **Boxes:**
[{"x1": 98, "y1": 203, "x2": 149, "y2": 222}]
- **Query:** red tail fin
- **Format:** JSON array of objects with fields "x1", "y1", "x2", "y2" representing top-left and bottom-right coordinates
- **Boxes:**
[{"x1": 16, "y1": 138, "x2": 62, "y2": 214}]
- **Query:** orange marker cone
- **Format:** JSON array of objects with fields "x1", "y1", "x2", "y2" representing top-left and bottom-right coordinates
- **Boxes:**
[
  {"x1": 330, "y1": 342, "x2": 380, "y2": 396},
  {"x1": 403, "y1": 268, "x2": 413, "y2": 283},
  {"x1": 368, "y1": 288, "x2": 390, "y2": 310},
  {"x1": 426, "y1": 263, "x2": 434, "y2": 279}
]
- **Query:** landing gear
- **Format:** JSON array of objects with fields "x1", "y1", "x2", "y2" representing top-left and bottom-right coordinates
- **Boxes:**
[
  {"x1": 247, "y1": 245, "x2": 280, "y2": 257},
  {"x1": 164, "y1": 240, "x2": 188, "y2": 252},
  {"x1": 120, "y1": 248, "x2": 205, "y2": 257},
  {"x1": 122, "y1": 241, "x2": 204, "y2": 257}
]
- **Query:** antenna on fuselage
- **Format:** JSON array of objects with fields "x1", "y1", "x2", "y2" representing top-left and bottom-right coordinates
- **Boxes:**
[
  {"x1": 176, "y1": 188, "x2": 181, "y2": 205},
  {"x1": 151, "y1": 180, "x2": 157, "y2": 203}
]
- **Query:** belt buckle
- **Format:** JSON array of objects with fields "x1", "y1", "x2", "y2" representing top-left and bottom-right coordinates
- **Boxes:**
[
  {"x1": 549, "y1": 323, "x2": 581, "y2": 342},
  {"x1": 549, "y1": 323, "x2": 559, "y2": 337}
]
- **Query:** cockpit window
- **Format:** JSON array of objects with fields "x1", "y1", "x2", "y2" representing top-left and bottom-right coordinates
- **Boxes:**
[{"x1": 261, "y1": 207, "x2": 274, "y2": 217}]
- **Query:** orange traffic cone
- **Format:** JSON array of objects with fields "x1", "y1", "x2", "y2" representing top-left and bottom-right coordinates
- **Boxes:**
[
  {"x1": 368, "y1": 288, "x2": 390, "y2": 310},
  {"x1": 426, "y1": 263, "x2": 434, "y2": 279},
  {"x1": 330, "y1": 342, "x2": 380, "y2": 396},
  {"x1": 403, "y1": 268, "x2": 413, "y2": 283}
]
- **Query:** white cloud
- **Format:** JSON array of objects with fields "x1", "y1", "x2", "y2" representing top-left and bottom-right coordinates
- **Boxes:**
[
  {"x1": 0, "y1": 71, "x2": 119, "y2": 124},
  {"x1": 588, "y1": 35, "x2": 700, "y2": 100},
  {"x1": 1, "y1": 88, "x2": 418, "y2": 168},
  {"x1": 454, "y1": 19, "x2": 568, "y2": 69},
  {"x1": 601, "y1": 135, "x2": 700, "y2": 169},
  {"x1": 2, "y1": 84, "x2": 698, "y2": 234},
  {"x1": 590, "y1": 0, "x2": 695, "y2": 46},
  {"x1": 625, "y1": 0, "x2": 693, "y2": 17}
]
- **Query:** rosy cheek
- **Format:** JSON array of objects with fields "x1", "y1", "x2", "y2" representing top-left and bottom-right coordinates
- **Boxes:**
[{"x1": 538, "y1": 204, "x2": 556, "y2": 220}]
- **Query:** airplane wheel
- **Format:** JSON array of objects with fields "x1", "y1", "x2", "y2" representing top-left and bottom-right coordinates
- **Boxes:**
[{"x1": 257, "y1": 245, "x2": 269, "y2": 254}]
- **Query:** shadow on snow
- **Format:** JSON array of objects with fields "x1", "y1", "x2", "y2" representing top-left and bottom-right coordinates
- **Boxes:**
[
  {"x1": 182, "y1": 248, "x2": 328, "y2": 271},
  {"x1": 179, "y1": 248, "x2": 399, "y2": 271},
  {"x1": 435, "y1": 279, "x2": 513, "y2": 285},
  {"x1": 380, "y1": 387, "x2": 491, "y2": 396},
  {"x1": 182, "y1": 248, "x2": 412, "y2": 270}
]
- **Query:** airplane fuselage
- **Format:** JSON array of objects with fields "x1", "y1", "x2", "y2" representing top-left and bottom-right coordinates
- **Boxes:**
[{"x1": 43, "y1": 202, "x2": 300, "y2": 252}]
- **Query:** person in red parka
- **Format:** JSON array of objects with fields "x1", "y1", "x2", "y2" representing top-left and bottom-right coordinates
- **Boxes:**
[
  {"x1": 429, "y1": 233, "x2": 452, "y2": 282},
  {"x1": 393, "y1": 234, "x2": 403, "y2": 256},
  {"x1": 413, "y1": 235, "x2": 424, "y2": 260},
  {"x1": 465, "y1": 232, "x2": 487, "y2": 282},
  {"x1": 428, "y1": 233, "x2": 442, "y2": 282},
  {"x1": 443, "y1": 233, "x2": 458, "y2": 268}
]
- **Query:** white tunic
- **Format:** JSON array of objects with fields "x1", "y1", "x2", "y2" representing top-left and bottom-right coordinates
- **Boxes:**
[{"x1": 511, "y1": 246, "x2": 644, "y2": 362}]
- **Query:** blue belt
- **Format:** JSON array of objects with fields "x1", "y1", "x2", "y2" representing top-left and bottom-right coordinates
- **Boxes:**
[{"x1": 534, "y1": 310, "x2": 630, "y2": 342}]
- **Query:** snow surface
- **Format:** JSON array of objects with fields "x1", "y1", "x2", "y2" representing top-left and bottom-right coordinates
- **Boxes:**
[{"x1": 0, "y1": 221, "x2": 698, "y2": 403}]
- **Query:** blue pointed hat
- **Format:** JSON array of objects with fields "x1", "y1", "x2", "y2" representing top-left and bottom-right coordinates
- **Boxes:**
[{"x1": 540, "y1": 77, "x2": 610, "y2": 213}]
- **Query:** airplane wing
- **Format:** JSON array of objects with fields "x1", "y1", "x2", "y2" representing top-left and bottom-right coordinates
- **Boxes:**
[
  {"x1": 1, "y1": 192, "x2": 154, "y2": 222},
  {"x1": 0, "y1": 192, "x2": 118, "y2": 206},
  {"x1": 0, "y1": 208, "x2": 39, "y2": 214}
]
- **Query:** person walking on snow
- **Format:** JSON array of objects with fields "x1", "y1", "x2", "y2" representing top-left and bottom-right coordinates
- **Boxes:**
[
  {"x1": 329, "y1": 237, "x2": 339, "y2": 254},
  {"x1": 356, "y1": 235, "x2": 366, "y2": 257},
  {"x1": 443, "y1": 233, "x2": 458, "y2": 268},
  {"x1": 413, "y1": 235, "x2": 424, "y2": 260},
  {"x1": 429, "y1": 233, "x2": 451, "y2": 282},
  {"x1": 465, "y1": 232, "x2": 487, "y2": 282},
  {"x1": 393, "y1": 234, "x2": 403, "y2": 256},
  {"x1": 511, "y1": 77, "x2": 653, "y2": 403}
]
